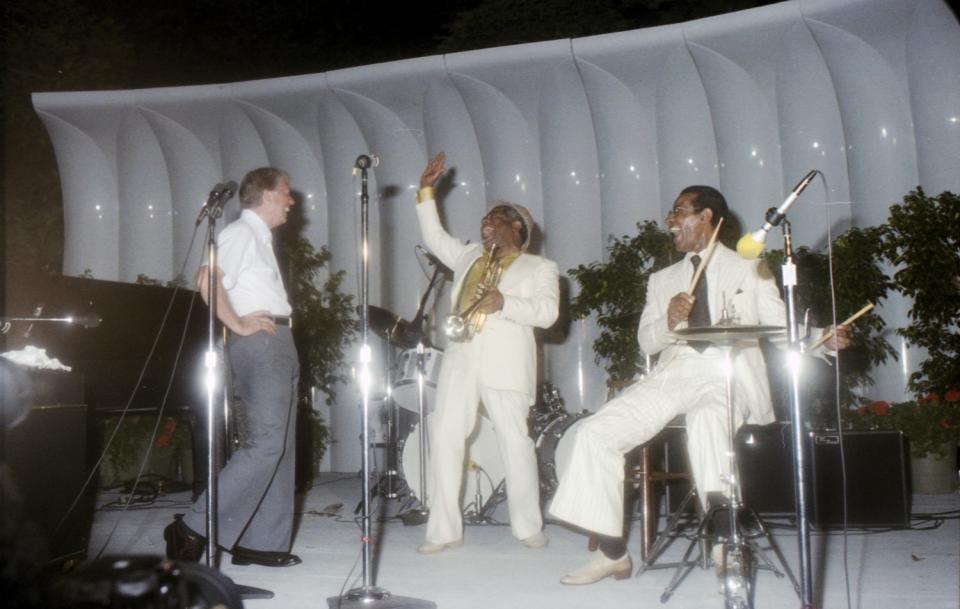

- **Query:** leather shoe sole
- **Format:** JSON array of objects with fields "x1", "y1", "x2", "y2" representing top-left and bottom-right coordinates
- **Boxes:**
[
  {"x1": 163, "y1": 514, "x2": 205, "y2": 562},
  {"x1": 231, "y1": 547, "x2": 302, "y2": 567}
]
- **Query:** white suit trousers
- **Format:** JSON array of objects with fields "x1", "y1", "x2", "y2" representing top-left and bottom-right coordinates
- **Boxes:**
[
  {"x1": 549, "y1": 350, "x2": 742, "y2": 538},
  {"x1": 425, "y1": 345, "x2": 542, "y2": 544}
]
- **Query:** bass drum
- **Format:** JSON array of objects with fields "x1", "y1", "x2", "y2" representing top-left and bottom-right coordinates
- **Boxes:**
[
  {"x1": 534, "y1": 410, "x2": 592, "y2": 500},
  {"x1": 401, "y1": 414, "x2": 504, "y2": 508}
]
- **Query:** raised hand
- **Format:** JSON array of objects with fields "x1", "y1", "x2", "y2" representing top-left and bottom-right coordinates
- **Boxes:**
[{"x1": 420, "y1": 152, "x2": 446, "y2": 189}]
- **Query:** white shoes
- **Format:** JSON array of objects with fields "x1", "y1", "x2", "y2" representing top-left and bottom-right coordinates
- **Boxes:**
[
  {"x1": 522, "y1": 531, "x2": 549, "y2": 549},
  {"x1": 416, "y1": 538, "x2": 464, "y2": 555},
  {"x1": 560, "y1": 552, "x2": 632, "y2": 585}
]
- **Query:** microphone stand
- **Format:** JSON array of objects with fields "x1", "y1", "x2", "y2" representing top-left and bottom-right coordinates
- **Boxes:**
[
  {"x1": 197, "y1": 190, "x2": 272, "y2": 600},
  {"x1": 400, "y1": 263, "x2": 445, "y2": 525},
  {"x1": 779, "y1": 218, "x2": 816, "y2": 609},
  {"x1": 328, "y1": 158, "x2": 435, "y2": 609}
]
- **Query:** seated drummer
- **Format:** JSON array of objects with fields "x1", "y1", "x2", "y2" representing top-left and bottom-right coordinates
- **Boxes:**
[{"x1": 549, "y1": 185, "x2": 851, "y2": 584}]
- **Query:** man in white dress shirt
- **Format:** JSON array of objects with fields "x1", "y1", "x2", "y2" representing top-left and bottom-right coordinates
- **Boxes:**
[
  {"x1": 164, "y1": 167, "x2": 302, "y2": 567},
  {"x1": 549, "y1": 185, "x2": 850, "y2": 584}
]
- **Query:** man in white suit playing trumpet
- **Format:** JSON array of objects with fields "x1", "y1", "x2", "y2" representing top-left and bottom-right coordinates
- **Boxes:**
[
  {"x1": 413, "y1": 152, "x2": 559, "y2": 554},
  {"x1": 549, "y1": 185, "x2": 850, "y2": 584}
]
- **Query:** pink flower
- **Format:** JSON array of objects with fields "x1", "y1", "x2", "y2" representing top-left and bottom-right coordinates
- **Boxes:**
[{"x1": 944, "y1": 389, "x2": 960, "y2": 403}]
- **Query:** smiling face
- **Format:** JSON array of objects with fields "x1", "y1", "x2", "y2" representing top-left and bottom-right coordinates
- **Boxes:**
[
  {"x1": 256, "y1": 177, "x2": 295, "y2": 229},
  {"x1": 665, "y1": 192, "x2": 713, "y2": 254},
  {"x1": 481, "y1": 205, "x2": 524, "y2": 255}
]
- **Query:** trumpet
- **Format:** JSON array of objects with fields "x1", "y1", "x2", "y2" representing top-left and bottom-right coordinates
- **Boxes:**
[{"x1": 444, "y1": 245, "x2": 503, "y2": 342}]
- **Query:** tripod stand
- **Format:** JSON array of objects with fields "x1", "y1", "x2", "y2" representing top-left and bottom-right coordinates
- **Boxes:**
[{"x1": 665, "y1": 326, "x2": 798, "y2": 609}]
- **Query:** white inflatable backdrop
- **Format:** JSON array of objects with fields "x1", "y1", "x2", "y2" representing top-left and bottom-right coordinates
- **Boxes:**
[{"x1": 32, "y1": 0, "x2": 960, "y2": 471}]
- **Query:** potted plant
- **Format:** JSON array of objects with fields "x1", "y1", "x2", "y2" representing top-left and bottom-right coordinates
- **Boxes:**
[
  {"x1": 280, "y1": 236, "x2": 356, "y2": 489},
  {"x1": 873, "y1": 187, "x2": 960, "y2": 493},
  {"x1": 568, "y1": 221, "x2": 676, "y2": 382},
  {"x1": 843, "y1": 390, "x2": 960, "y2": 493},
  {"x1": 762, "y1": 225, "x2": 896, "y2": 424}
]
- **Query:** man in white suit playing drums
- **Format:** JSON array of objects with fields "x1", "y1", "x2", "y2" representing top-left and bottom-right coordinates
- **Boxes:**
[
  {"x1": 549, "y1": 185, "x2": 850, "y2": 584},
  {"x1": 413, "y1": 152, "x2": 559, "y2": 554}
]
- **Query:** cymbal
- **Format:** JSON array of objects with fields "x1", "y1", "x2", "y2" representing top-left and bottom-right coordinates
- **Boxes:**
[
  {"x1": 672, "y1": 324, "x2": 785, "y2": 344},
  {"x1": 365, "y1": 305, "x2": 416, "y2": 349}
]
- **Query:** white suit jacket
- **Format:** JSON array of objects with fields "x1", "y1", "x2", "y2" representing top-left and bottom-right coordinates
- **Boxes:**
[
  {"x1": 416, "y1": 199, "x2": 559, "y2": 401},
  {"x1": 636, "y1": 244, "x2": 786, "y2": 425}
]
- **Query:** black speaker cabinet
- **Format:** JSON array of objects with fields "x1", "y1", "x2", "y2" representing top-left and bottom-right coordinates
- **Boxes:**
[
  {"x1": 737, "y1": 422, "x2": 797, "y2": 515},
  {"x1": 4, "y1": 402, "x2": 93, "y2": 563},
  {"x1": 810, "y1": 430, "x2": 910, "y2": 528}
]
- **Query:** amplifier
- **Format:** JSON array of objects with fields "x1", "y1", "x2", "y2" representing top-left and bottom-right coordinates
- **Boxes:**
[{"x1": 810, "y1": 430, "x2": 910, "y2": 528}]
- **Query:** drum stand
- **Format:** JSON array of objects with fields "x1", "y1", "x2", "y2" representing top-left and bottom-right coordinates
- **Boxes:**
[
  {"x1": 652, "y1": 328, "x2": 798, "y2": 608},
  {"x1": 398, "y1": 263, "x2": 446, "y2": 526}
]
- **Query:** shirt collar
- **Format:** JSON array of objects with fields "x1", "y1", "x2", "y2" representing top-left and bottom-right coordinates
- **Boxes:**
[{"x1": 241, "y1": 209, "x2": 272, "y2": 243}]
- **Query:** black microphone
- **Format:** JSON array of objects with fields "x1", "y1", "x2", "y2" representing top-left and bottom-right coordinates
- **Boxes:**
[
  {"x1": 416, "y1": 245, "x2": 453, "y2": 278},
  {"x1": 355, "y1": 154, "x2": 380, "y2": 170},
  {"x1": 196, "y1": 180, "x2": 238, "y2": 226},
  {"x1": 736, "y1": 170, "x2": 818, "y2": 259}
]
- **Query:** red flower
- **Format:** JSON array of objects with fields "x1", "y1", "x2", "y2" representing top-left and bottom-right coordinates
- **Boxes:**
[
  {"x1": 868, "y1": 401, "x2": 890, "y2": 416},
  {"x1": 917, "y1": 393, "x2": 940, "y2": 405},
  {"x1": 857, "y1": 406, "x2": 868, "y2": 415},
  {"x1": 155, "y1": 418, "x2": 177, "y2": 449},
  {"x1": 938, "y1": 418, "x2": 951, "y2": 430},
  {"x1": 944, "y1": 389, "x2": 960, "y2": 403}
]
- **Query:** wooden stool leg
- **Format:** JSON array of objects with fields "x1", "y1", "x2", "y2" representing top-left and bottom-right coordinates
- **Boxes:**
[{"x1": 639, "y1": 445, "x2": 656, "y2": 560}]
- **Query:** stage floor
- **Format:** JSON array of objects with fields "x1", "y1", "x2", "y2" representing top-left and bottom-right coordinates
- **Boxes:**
[{"x1": 88, "y1": 473, "x2": 960, "y2": 609}]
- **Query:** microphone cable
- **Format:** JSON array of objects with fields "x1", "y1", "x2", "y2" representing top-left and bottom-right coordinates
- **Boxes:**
[{"x1": 819, "y1": 170, "x2": 855, "y2": 609}]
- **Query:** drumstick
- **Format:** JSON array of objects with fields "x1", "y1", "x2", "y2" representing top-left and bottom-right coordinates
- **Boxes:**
[
  {"x1": 807, "y1": 303, "x2": 874, "y2": 351},
  {"x1": 687, "y1": 217, "x2": 724, "y2": 295}
]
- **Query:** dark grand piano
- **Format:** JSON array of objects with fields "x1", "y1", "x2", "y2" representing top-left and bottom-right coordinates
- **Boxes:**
[{"x1": 2, "y1": 267, "x2": 208, "y2": 564}]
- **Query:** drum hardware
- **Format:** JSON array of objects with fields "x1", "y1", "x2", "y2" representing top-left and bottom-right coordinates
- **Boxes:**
[
  {"x1": 443, "y1": 244, "x2": 503, "y2": 342},
  {"x1": 643, "y1": 325, "x2": 797, "y2": 607},
  {"x1": 463, "y1": 464, "x2": 507, "y2": 525}
]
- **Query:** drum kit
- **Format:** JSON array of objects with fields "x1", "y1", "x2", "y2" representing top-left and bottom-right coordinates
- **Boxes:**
[{"x1": 364, "y1": 304, "x2": 585, "y2": 523}]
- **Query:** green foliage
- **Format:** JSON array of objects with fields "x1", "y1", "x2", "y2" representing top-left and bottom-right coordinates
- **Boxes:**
[
  {"x1": 568, "y1": 221, "x2": 677, "y2": 380},
  {"x1": 879, "y1": 188, "x2": 960, "y2": 396},
  {"x1": 844, "y1": 391, "x2": 960, "y2": 458},
  {"x1": 96, "y1": 414, "x2": 192, "y2": 485},
  {"x1": 281, "y1": 238, "x2": 356, "y2": 406},
  {"x1": 280, "y1": 236, "x2": 355, "y2": 476},
  {"x1": 762, "y1": 225, "x2": 896, "y2": 407}
]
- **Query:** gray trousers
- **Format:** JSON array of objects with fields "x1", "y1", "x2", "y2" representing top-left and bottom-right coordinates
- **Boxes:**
[{"x1": 185, "y1": 326, "x2": 299, "y2": 552}]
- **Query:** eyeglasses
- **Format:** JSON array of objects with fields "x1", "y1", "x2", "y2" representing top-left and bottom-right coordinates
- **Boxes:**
[{"x1": 666, "y1": 206, "x2": 701, "y2": 219}]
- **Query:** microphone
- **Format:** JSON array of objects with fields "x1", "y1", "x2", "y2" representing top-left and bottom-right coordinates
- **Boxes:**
[
  {"x1": 195, "y1": 181, "x2": 238, "y2": 226},
  {"x1": 416, "y1": 245, "x2": 453, "y2": 278},
  {"x1": 737, "y1": 170, "x2": 818, "y2": 259},
  {"x1": 354, "y1": 154, "x2": 380, "y2": 170}
]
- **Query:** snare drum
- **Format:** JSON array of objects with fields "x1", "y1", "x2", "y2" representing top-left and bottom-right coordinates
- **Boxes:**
[
  {"x1": 392, "y1": 347, "x2": 443, "y2": 413},
  {"x1": 401, "y1": 414, "x2": 504, "y2": 507},
  {"x1": 534, "y1": 410, "x2": 592, "y2": 500}
]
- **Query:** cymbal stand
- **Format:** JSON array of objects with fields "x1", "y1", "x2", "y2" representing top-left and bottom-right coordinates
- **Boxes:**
[
  {"x1": 328, "y1": 155, "x2": 434, "y2": 609},
  {"x1": 652, "y1": 338, "x2": 797, "y2": 606},
  {"x1": 400, "y1": 263, "x2": 445, "y2": 525}
]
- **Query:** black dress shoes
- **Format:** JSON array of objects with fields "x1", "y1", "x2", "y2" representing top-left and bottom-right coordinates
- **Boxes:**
[
  {"x1": 230, "y1": 546, "x2": 302, "y2": 567},
  {"x1": 163, "y1": 514, "x2": 206, "y2": 562}
]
